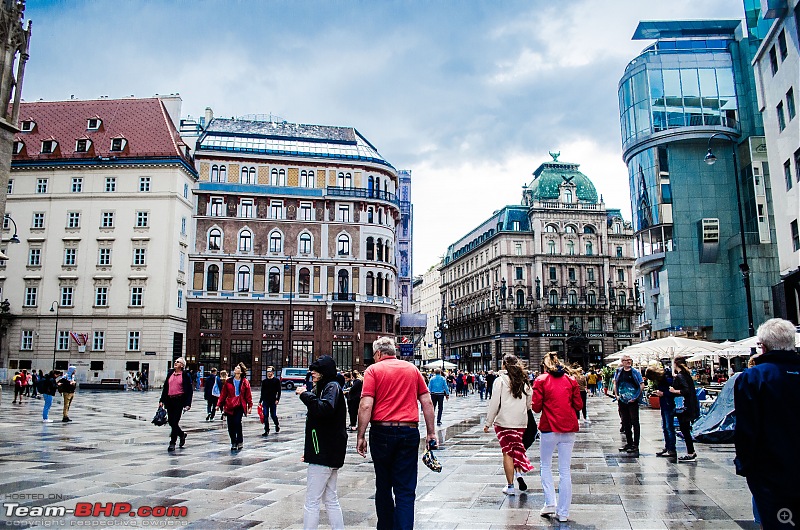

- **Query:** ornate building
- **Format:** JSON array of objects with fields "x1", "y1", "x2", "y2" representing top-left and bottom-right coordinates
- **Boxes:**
[
  {"x1": 440, "y1": 156, "x2": 641, "y2": 371},
  {"x1": 186, "y1": 116, "x2": 400, "y2": 381}
]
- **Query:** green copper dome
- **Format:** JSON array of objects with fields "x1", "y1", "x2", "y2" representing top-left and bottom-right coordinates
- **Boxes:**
[{"x1": 527, "y1": 156, "x2": 599, "y2": 204}]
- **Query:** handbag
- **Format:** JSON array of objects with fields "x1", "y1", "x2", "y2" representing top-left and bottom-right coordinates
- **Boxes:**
[
  {"x1": 522, "y1": 409, "x2": 538, "y2": 448},
  {"x1": 257, "y1": 403, "x2": 265, "y2": 424},
  {"x1": 152, "y1": 405, "x2": 168, "y2": 426}
]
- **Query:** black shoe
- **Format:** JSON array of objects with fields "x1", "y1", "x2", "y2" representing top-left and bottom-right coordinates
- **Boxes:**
[
  {"x1": 275, "y1": 425, "x2": 280, "y2": 433},
  {"x1": 619, "y1": 427, "x2": 625, "y2": 433},
  {"x1": 168, "y1": 444, "x2": 175, "y2": 452},
  {"x1": 656, "y1": 449, "x2": 669, "y2": 457},
  {"x1": 231, "y1": 444, "x2": 237, "y2": 451},
  {"x1": 179, "y1": 433, "x2": 187, "y2": 448},
  {"x1": 237, "y1": 443, "x2": 243, "y2": 450},
  {"x1": 656, "y1": 449, "x2": 676, "y2": 458},
  {"x1": 516, "y1": 476, "x2": 528, "y2": 491},
  {"x1": 618, "y1": 445, "x2": 632, "y2": 452},
  {"x1": 437, "y1": 422, "x2": 442, "y2": 426},
  {"x1": 262, "y1": 431, "x2": 269, "y2": 437},
  {"x1": 205, "y1": 414, "x2": 211, "y2": 421},
  {"x1": 627, "y1": 447, "x2": 640, "y2": 456},
  {"x1": 62, "y1": 417, "x2": 70, "y2": 423},
  {"x1": 679, "y1": 453, "x2": 697, "y2": 462}
]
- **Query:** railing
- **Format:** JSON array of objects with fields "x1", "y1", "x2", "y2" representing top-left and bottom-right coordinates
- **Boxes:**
[
  {"x1": 534, "y1": 201, "x2": 601, "y2": 210},
  {"x1": 330, "y1": 293, "x2": 356, "y2": 302},
  {"x1": 326, "y1": 186, "x2": 399, "y2": 206}
]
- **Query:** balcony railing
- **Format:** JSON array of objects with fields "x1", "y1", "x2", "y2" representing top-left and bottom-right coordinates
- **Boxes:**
[
  {"x1": 326, "y1": 186, "x2": 399, "y2": 206},
  {"x1": 330, "y1": 292, "x2": 356, "y2": 302}
]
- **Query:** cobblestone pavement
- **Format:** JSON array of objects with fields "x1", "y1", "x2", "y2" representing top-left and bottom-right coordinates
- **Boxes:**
[{"x1": 0, "y1": 386, "x2": 756, "y2": 529}]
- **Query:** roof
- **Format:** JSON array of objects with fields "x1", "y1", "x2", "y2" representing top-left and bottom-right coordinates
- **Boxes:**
[
  {"x1": 12, "y1": 97, "x2": 194, "y2": 170},
  {"x1": 444, "y1": 205, "x2": 530, "y2": 265},
  {"x1": 197, "y1": 118, "x2": 394, "y2": 169},
  {"x1": 527, "y1": 160, "x2": 598, "y2": 204},
  {"x1": 632, "y1": 20, "x2": 741, "y2": 40}
]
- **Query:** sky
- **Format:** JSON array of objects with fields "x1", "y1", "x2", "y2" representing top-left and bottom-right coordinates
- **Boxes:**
[{"x1": 23, "y1": 0, "x2": 746, "y2": 276}]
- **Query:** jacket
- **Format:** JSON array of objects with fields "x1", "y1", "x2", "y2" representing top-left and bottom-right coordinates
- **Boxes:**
[
  {"x1": 484, "y1": 372, "x2": 531, "y2": 429},
  {"x1": 734, "y1": 349, "x2": 800, "y2": 490},
  {"x1": 299, "y1": 356, "x2": 348, "y2": 468},
  {"x1": 40, "y1": 374, "x2": 59, "y2": 397},
  {"x1": 203, "y1": 373, "x2": 220, "y2": 400},
  {"x1": 217, "y1": 377, "x2": 253, "y2": 414},
  {"x1": 427, "y1": 374, "x2": 450, "y2": 395},
  {"x1": 672, "y1": 371, "x2": 699, "y2": 420},
  {"x1": 532, "y1": 369, "x2": 582, "y2": 433},
  {"x1": 159, "y1": 370, "x2": 194, "y2": 408},
  {"x1": 613, "y1": 367, "x2": 644, "y2": 403}
]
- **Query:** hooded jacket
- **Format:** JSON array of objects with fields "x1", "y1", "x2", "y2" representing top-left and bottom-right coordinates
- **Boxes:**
[
  {"x1": 299, "y1": 356, "x2": 348, "y2": 468},
  {"x1": 532, "y1": 367, "x2": 582, "y2": 433}
]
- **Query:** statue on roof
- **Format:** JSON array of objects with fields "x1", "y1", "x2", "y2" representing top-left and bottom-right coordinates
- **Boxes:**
[{"x1": 549, "y1": 151, "x2": 560, "y2": 161}]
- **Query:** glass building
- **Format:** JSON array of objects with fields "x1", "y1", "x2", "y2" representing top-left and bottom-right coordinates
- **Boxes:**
[{"x1": 618, "y1": 20, "x2": 780, "y2": 341}]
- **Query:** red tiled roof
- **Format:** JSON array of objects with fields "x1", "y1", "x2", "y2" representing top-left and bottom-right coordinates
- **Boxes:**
[{"x1": 13, "y1": 97, "x2": 191, "y2": 165}]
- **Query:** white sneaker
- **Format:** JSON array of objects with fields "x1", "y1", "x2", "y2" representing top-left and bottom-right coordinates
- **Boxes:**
[
  {"x1": 540, "y1": 505, "x2": 556, "y2": 516},
  {"x1": 558, "y1": 515, "x2": 568, "y2": 522},
  {"x1": 42, "y1": 419, "x2": 52, "y2": 423},
  {"x1": 502, "y1": 485, "x2": 515, "y2": 495}
]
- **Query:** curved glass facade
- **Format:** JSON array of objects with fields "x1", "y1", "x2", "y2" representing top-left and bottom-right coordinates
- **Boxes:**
[{"x1": 628, "y1": 146, "x2": 674, "y2": 257}]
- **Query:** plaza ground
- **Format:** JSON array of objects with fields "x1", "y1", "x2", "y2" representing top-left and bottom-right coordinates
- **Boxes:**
[{"x1": 0, "y1": 386, "x2": 757, "y2": 529}]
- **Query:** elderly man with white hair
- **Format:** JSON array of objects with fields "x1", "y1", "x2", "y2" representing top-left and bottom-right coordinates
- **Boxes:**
[{"x1": 735, "y1": 318, "x2": 800, "y2": 529}]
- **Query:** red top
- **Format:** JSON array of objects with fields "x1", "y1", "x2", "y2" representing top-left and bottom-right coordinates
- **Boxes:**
[
  {"x1": 531, "y1": 372, "x2": 582, "y2": 433},
  {"x1": 361, "y1": 356, "x2": 428, "y2": 423},
  {"x1": 167, "y1": 371, "x2": 184, "y2": 397}
]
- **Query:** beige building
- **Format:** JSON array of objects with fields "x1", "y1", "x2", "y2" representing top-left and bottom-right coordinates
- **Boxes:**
[{"x1": 413, "y1": 262, "x2": 444, "y2": 362}]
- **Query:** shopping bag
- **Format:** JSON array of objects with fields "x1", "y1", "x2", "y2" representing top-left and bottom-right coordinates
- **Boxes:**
[{"x1": 257, "y1": 403, "x2": 265, "y2": 424}]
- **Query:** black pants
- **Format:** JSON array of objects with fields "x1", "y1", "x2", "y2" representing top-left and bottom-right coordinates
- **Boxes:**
[
  {"x1": 575, "y1": 390, "x2": 587, "y2": 420},
  {"x1": 264, "y1": 401, "x2": 279, "y2": 432},
  {"x1": 227, "y1": 408, "x2": 244, "y2": 445},
  {"x1": 164, "y1": 396, "x2": 185, "y2": 444},
  {"x1": 748, "y1": 478, "x2": 800, "y2": 530},
  {"x1": 677, "y1": 413, "x2": 695, "y2": 454},
  {"x1": 347, "y1": 399, "x2": 359, "y2": 427},
  {"x1": 206, "y1": 397, "x2": 218, "y2": 418},
  {"x1": 431, "y1": 393, "x2": 445, "y2": 424},
  {"x1": 618, "y1": 401, "x2": 640, "y2": 448}
]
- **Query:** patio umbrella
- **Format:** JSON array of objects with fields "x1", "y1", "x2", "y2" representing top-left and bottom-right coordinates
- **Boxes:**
[
  {"x1": 716, "y1": 332, "x2": 800, "y2": 357},
  {"x1": 423, "y1": 360, "x2": 456, "y2": 370},
  {"x1": 619, "y1": 336, "x2": 724, "y2": 357}
]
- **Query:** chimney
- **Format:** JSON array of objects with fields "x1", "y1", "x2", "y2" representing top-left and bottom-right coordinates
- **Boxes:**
[{"x1": 205, "y1": 107, "x2": 214, "y2": 125}]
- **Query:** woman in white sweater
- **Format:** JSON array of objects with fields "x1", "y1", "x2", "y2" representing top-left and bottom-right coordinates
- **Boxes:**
[{"x1": 484, "y1": 354, "x2": 533, "y2": 495}]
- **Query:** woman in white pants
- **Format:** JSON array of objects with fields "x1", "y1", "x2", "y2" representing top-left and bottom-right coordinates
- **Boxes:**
[{"x1": 531, "y1": 352, "x2": 583, "y2": 522}]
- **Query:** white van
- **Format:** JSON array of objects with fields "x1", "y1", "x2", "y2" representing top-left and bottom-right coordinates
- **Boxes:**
[{"x1": 279, "y1": 367, "x2": 308, "y2": 390}]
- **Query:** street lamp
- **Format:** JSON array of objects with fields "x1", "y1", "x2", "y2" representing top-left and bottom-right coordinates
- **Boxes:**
[
  {"x1": 0, "y1": 214, "x2": 21, "y2": 261},
  {"x1": 704, "y1": 133, "x2": 755, "y2": 337},
  {"x1": 50, "y1": 301, "x2": 59, "y2": 370}
]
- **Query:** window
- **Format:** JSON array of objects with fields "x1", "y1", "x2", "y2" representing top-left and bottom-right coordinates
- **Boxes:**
[
  {"x1": 567, "y1": 241, "x2": 575, "y2": 255},
  {"x1": 21, "y1": 330, "x2": 33, "y2": 350},
  {"x1": 294, "y1": 310, "x2": 314, "y2": 331},
  {"x1": 98, "y1": 248, "x2": 111, "y2": 266},
  {"x1": 791, "y1": 220, "x2": 799, "y2": 252},
  {"x1": 41, "y1": 140, "x2": 56, "y2": 154},
  {"x1": 299, "y1": 268, "x2": 311, "y2": 294},
  {"x1": 110, "y1": 138, "x2": 125, "y2": 151},
  {"x1": 333, "y1": 311, "x2": 353, "y2": 332},
  {"x1": 232, "y1": 309, "x2": 254, "y2": 330},
  {"x1": 93, "y1": 331, "x2": 105, "y2": 351},
  {"x1": 514, "y1": 316, "x2": 528, "y2": 332},
  {"x1": 618, "y1": 291, "x2": 627, "y2": 307},
  {"x1": 549, "y1": 316, "x2": 564, "y2": 330},
  {"x1": 238, "y1": 230, "x2": 252, "y2": 252},
  {"x1": 240, "y1": 199, "x2": 254, "y2": 218},
  {"x1": 587, "y1": 267, "x2": 595, "y2": 281},
  {"x1": 6, "y1": 179, "x2": 12, "y2": 194},
  {"x1": 126, "y1": 331, "x2": 140, "y2": 351},
  {"x1": 63, "y1": 248, "x2": 77, "y2": 266},
  {"x1": 583, "y1": 225, "x2": 596, "y2": 234},
  {"x1": 299, "y1": 202, "x2": 313, "y2": 221},
  {"x1": 263, "y1": 310, "x2": 284, "y2": 331},
  {"x1": 512, "y1": 221, "x2": 520, "y2": 231},
  {"x1": 616, "y1": 246, "x2": 623, "y2": 258},
  {"x1": 292, "y1": 340, "x2": 314, "y2": 368},
  {"x1": 241, "y1": 167, "x2": 256, "y2": 185},
  {"x1": 565, "y1": 225, "x2": 577, "y2": 234},
  {"x1": 269, "y1": 231, "x2": 282, "y2": 253},
  {"x1": 587, "y1": 290, "x2": 597, "y2": 305},
  {"x1": 585, "y1": 241, "x2": 593, "y2": 255},
  {"x1": 769, "y1": 46, "x2": 779, "y2": 75},
  {"x1": 300, "y1": 170, "x2": 315, "y2": 188},
  {"x1": 206, "y1": 264, "x2": 219, "y2": 291},
  {"x1": 36, "y1": 178, "x2": 48, "y2": 193},
  {"x1": 515, "y1": 290, "x2": 525, "y2": 308},
  {"x1": 101, "y1": 211, "x2": 115, "y2": 228},
  {"x1": 270, "y1": 201, "x2": 283, "y2": 219},
  {"x1": 368, "y1": 208, "x2": 374, "y2": 223},
  {"x1": 210, "y1": 198, "x2": 224, "y2": 216},
  {"x1": 179, "y1": 251, "x2": 185, "y2": 272},
  {"x1": 366, "y1": 237, "x2": 375, "y2": 260},
  {"x1": 71, "y1": 178, "x2": 83, "y2": 192},
  {"x1": 299, "y1": 233, "x2": 312, "y2": 254},
  {"x1": 515, "y1": 242, "x2": 522, "y2": 255},
  {"x1": 588, "y1": 316, "x2": 602, "y2": 331},
  {"x1": 568, "y1": 267, "x2": 576, "y2": 281},
  {"x1": 139, "y1": 177, "x2": 151, "y2": 192},
  {"x1": 331, "y1": 342, "x2": 353, "y2": 371},
  {"x1": 548, "y1": 289, "x2": 559, "y2": 305},
  {"x1": 365, "y1": 312, "x2": 382, "y2": 332},
  {"x1": 796, "y1": 149, "x2": 800, "y2": 183},
  {"x1": 67, "y1": 212, "x2": 81, "y2": 228},
  {"x1": 338, "y1": 205, "x2": 350, "y2": 223},
  {"x1": 32, "y1": 212, "x2": 44, "y2": 229},
  {"x1": 615, "y1": 317, "x2": 631, "y2": 332},
  {"x1": 568, "y1": 289, "x2": 577, "y2": 305},
  {"x1": 271, "y1": 168, "x2": 286, "y2": 186},
  {"x1": 58, "y1": 330, "x2": 70, "y2": 351},
  {"x1": 786, "y1": 160, "x2": 794, "y2": 191},
  {"x1": 778, "y1": 29, "x2": 788, "y2": 60},
  {"x1": 133, "y1": 248, "x2": 146, "y2": 266},
  {"x1": 366, "y1": 272, "x2": 374, "y2": 295},
  {"x1": 95, "y1": 287, "x2": 108, "y2": 307},
  {"x1": 87, "y1": 118, "x2": 101, "y2": 130},
  {"x1": 337, "y1": 234, "x2": 350, "y2": 255},
  {"x1": 20, "y1": 120, "x2": 34, "y2": 131},
  {"x1": 515, "y1": 267, "x2": 523, "y2": 280},
  {"x1": 545, "y1": 224, "x2": 557, "y2": 233},
  {"x1": 547, "y1": 240, "x2": 556, "y2": 254},
  {"x1": 570, "y1": 316, "x2": 582, "y2": 331},
  {"x1": 105, "y1": 177, "x2": 116, "y2": 192},
  {"x1": 617, "y1": 268, "x2": 625, "y2": 282},
  {"x1": 336, "y1": 269, "x2": 348, "y2": 295},
  {"x1": 130, "y1": 287, "x2": 143, "y2": 306},
  {"x1": 28, "y1": 248, "x2": 41, "y2": 266},
  {"x1": 75, "y1": 139, "x2": 90, "y2": 153},
  {"x1": 136, "y1": 211, "x2": 149, "y2": 228},
  {"x1": 778, "y1": 102, "x2": 786, "y2": 131},
  {"x1": 787, "y1": 88, "x2": 796, "y2": 121},
  {"x1": 200, "y1": 308, "x2": 223, "y2": 329},
  {"x1": 268, "y1": 267, "x2": 280, "y2": 293},
  {"x1": 60, "y1": 286, "x2": 73, "y2": 307},
  {"x1": 375, "y1": 239, "x2": 383, "y2": 262},
  {"x1": 183, "y1": 183, "x2": 189, "y2": 199},
  {"x1": 337, "y1": 172, "x2": 352, "y2": 188},
  {"x1": 237, "y1": 266, "x2": 251, "y2": 292}
]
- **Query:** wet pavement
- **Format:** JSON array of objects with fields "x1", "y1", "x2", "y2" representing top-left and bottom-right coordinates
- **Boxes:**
[{"x1": 0, "y1": 386, "x2": 757, "y2": 529}]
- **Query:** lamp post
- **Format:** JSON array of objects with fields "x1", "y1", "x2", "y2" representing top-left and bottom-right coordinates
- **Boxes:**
[
  {"x1": 0, "y1": 214, "x2": 21, "y2": 261},
  {"x1": 284, "y1": 255, "x2": 294, "y2": 367},
  {"x1": 704, "y1": 133, "x2": 755, "y2": 337},
  {"x1": 50, "y1": 301, "x2": 59, "y2": 370}
]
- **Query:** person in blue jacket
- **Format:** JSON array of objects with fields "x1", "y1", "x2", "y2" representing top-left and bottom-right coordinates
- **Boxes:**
[
  {"x1": 427, "y1": 368, "x2": 450, "y2": 426},
  {"x1": 735, "y1": 318, "x2": 800, "y2": 530},
  {"x1": 613, "y1": 355, "x2": 644, "y2": 456}
]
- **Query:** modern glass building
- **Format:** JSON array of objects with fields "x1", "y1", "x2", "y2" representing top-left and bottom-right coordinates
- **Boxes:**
[{"x1": 618, "y1": 20, "x2": 781, "y2": 341}]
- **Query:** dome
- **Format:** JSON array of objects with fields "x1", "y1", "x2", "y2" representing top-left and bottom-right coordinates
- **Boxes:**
[{"x1": 527, "y1": 158, "x2": 599, "y2": 204}]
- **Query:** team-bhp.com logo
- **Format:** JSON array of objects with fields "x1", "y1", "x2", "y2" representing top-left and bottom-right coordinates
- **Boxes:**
[{"x1": 4, "y1": 502, "x2": 188, "y2": 522}]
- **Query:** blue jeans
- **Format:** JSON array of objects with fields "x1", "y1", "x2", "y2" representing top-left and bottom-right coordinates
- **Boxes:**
[
  {"x1": 369, "y1": 425, "x2": 419, "y2": 530},
  {"x1": 430, "y1": 394, "x2": 445, "y2": 424},
  {"x1": 42, "y1": 394, "x2": 53, "y2": 420},
  {"x1": 660, "y1": 402, "x2": 676, "y2": 452}
]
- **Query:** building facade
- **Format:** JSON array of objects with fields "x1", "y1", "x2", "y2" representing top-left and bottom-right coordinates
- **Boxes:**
[
  {"x1": 1, "y1": 97, "x2": 197, "y2": 385},
  {"x1": 619, "y1": 20, "x2": 781, "y2": 341},
  {"x1": 186, "y1": 117, "x2": 400, "y2": 381},
  {"x1": 397, "y1": 169, "x2": 413, "y2": 314},
  {"x1": 749, "y1": 0, "x2": 800, "y2": 324},
  {"x1": 413, "y1": 262, "x2": 443, "y2": 363},
  {"x1": 440, "y1": 156, "x2": 640, "y2": 372}
]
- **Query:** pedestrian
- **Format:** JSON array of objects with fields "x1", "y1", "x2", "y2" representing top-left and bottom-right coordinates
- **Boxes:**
[
  {"x1": 645, "y1": 360, "x2": 676, "y2": 458},
  {"x1": 669, "y1": 356, "x2": 700, "y2": 462},
  {"x1": 427, "y1": 367, "x2": 450, "y2": 426},
  {"x1": 296, "y1": 356, "x2": 347, "y2": 529},
  {"x1": 356, "y1": 336, "x2": 437, "y2": 530},
  {"x1": 613, "y1": 354, "x2": 644, "y2": 456},
  {"x1": 30, "y1": 370, "x2": 38, "y2": 399},
  {"x1": 587, "y1": 370, "x2": 598, "y2": 396},
  {"x1": 259, "y1": 365, "x2": 282, "y2": 436},
  {"x1": 483, "y1": 354, "x2": 534, "y2": 496},
  {"x1": 477, "y1": 371, "x2": 486, "y2": 400},
  {"x1": 158, "y1": 357, "x2": 193, "y2": 452},
  {"x1": 735, "y1": 318, "x2": 800, "y2": 529},
  {"x1": 455, "y1": 370, "x2": 464, "y2": 397},
  {"x1": 485, "y1": 370, "x2": 496, "y2": 399},
  {"x1": 345, "y1": 370, "x2": 363, "y2": 432},
  {"x1": 12, "y1": 371, "x2": 22, "y2": 404},
  {"x1": 570, "y1": 364, "x2": 589, "y2": 425},
  {"x1": 203, "y1": 368, "x2": 220, "y2": 421},
  {"x1": 141, "y1": 369, "x2": 149, "y2": 391},
  {"x1": 24, "y1": 370, "x2": 32, "y2": 397},
  {"x1": 217, "y1": 362, "x2": 253, "y2": 451},
  {"x1": 532, "y1": 352, "x2": 583, "y2": 522},
  {"x1": 40, "y1": 370, "x2": 60, "y2": 422},
  {"x1": 57, "y1": 366, "x2": 77, "y2": 422}
]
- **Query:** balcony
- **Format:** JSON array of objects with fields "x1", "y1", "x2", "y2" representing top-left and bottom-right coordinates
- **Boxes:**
[
  {"x1": 326, "y1": 186, "x2": 399, "y2": 207},
  {"x1": 331, "y1": 292, "x2": 356, "y2": 302}
]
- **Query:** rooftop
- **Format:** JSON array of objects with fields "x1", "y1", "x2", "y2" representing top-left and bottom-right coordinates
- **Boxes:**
[{"x1": 632, "y1": 20, "x2": 741, "y2": 40}]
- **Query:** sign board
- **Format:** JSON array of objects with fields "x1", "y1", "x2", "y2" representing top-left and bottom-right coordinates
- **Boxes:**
[
  {"x1": 471, "y1": 351, "x2": 482, "y2": 357},
  {"x1": 145, "y1": 351, "x2": 157, "y2": 356},
  {"x1": 399, "y1": 344, "x2": 414, "y2": 356}
]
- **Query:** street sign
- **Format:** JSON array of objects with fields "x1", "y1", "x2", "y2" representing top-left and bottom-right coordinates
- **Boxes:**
[{"x1": 434, "y1": 330, "x2": 442, "y2": 339}]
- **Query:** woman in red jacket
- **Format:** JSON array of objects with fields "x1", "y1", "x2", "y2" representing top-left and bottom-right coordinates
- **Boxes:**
[
  {"x1": 217, "y1": 362, "x2": 253, "y2": 452},
  {"x1": 532, "y1": 352, "x2": 583, "y2": 523}
]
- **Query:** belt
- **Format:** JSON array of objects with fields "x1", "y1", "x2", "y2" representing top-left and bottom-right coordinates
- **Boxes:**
[{"x1": 371, "y1": 421, "x2": 418, "y2": 427}]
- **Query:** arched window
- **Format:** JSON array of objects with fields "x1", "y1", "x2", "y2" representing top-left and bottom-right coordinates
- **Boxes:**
[
  {"x1": 366, "y1": 272, "x2": 375, "y2": 295},
  {"x1": 384, "y1": 242, "x2": 390, "y2": 262},
  {"x1": 548, "y1": 289, "x2": 559, "y2": 305},
  {"x1": 337, "y1": 234, "x2": 350, "y2": 255},
  {"x1": 270, "y1": 168, "x2": 279, "y2": 186},
  {"x1": 368, "y1": 176, "x2": 374, "y2": 196},
  {"x1": 241, "y1": 166, "x2": 249, "y2": 183},
  {"x1": 300, "y1": 170, "x2": 314, "y2": 188},
  {"x1": 368, "y1": 208, "x2": 374, "y2": 223},
  {"x1": 237, "y1": 266, "x2": 251, "y2": 292},
  {"x1": 338, "y1": 269, "x2": 349, "y2": 294},
  {"x1": 568, "y1": 289, "x2": 577, "y2": 305},
  {"x1": 567, "y1": 241, "x2": 575, "y2": 255},
  {"x1": 618, "y1": 292, "x2": 626, "y2": 307},
  {"x1": 208, "y1": 228, "x2": 222, "y2": 251},
  {"x1": 238, "y1": 229, "x2": 252, "y2": 252},
  {"x1": 585, "y1": 241, "x2": 593, "y2": 255},
  {"x1": 564, "y1": 190, "x2": 573, "y2": 203},
  {"x1": 583, "y1": 225, "x2": 596, "y2": 234},
  {"x1": 249, "y1": 167, "x2": 256, "y2": 184},
  {"x1": 547, "y1": 240, "x2": 556, "y2": 254},
  {"x1": 516, "y1": 289, "x2": 525, "y2": 308},
  {"x1": 565, "y1": 225, "x2": 577, "y2": 234},
  {"x1": 376, "y1": 273, "x2": 384, "y2": 296},
  {"x1": 268, "y1": 267, "x2": 280, "y2": 293},
  {"x1": 269, "y1": 231, "x2": 282, "y2": 253},
  {"x1": 299, "y1": 233, "x2": 312, "y2": 254},
  {"x1": 375, "y1": 239, "x2": 383, "y2": 261},
  {"x1": 545, "y1": 224, "x2": 558, "y2": 233},
  {"x1": 210, "y1": 165, "x2": 220, "y2": 182},
  {"x1": 378, "y1": 209, "x2": 383, "y2": 225},
  {"x1": 206, "y1": 264, "x2": 219, "y2": 291},
  {"x1": 384, "y1": 274, "x2": 390, "y2": 297},
  {"x1": 366, "y1": 237, "x2": 374, "y2": 260},
  {"x1": 587, "y1": 290, "x2": 597, "y2": 305},
  {"x1": 299, "y1": 268, "x2": 310, "y2": 294},
  {"x1": 219, "y1": 165, "x2": 227, "y2": 182}
]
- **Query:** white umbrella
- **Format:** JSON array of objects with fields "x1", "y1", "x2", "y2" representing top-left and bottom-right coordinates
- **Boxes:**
[
  {"x1": 621, "y1": 336, "x2": 724, "y2": 356},
  {"x1": 423, "y1": 360, "x2": 456, "y2": 370},
  {"x1": 716, "y1": 332, "x2": 800, "y2": 357}
]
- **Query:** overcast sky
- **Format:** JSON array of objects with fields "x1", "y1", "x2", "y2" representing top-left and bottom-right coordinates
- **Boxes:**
[{"x1": 24, "y1": 0, "x2": 745, "y2": 276}]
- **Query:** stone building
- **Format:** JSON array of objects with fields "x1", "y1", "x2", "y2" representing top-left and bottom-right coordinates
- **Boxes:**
[
  {"x1": 440, "y1": 156, "x2": 640, "y2": 371},
  {"x1": 186, "y1": 116, "x2": 399, "y2": 381}
]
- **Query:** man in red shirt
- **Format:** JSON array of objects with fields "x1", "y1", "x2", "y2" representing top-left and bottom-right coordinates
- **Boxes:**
[{"x1": 357, "y1": 336, "x2": 436, "y2": 530}]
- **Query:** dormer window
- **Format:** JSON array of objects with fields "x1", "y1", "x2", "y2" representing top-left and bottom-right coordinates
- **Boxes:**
[
  {"x1": 20, "y1": 120, "x2": 35, "y2": 132},
  {"x1": 110, "y1": 138, "x2": 126, "y2": 151},
  {"x1": 12, "y1": 141, "x2": 23, "y2": 154},
  {"x1": 87, "y1": 118, "x2": 101, "y2": 130},
  {"x1": 41, "y1": 140, "x2": 57, "y2": 154},
  {"x1": 75, "y1": 139, "x2": 91, "y2": 153}
]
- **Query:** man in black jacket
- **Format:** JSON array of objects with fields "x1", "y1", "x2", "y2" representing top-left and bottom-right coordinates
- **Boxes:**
[
  {"x1": 735, "y1": 318, "x2": 800, "y2": 530},
  {"x1": 203, "y1": 368, "x2": 220, "y2": 421},
  {"x1": 259, "y1": 366, "x2": 282, "y2": 436}
]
